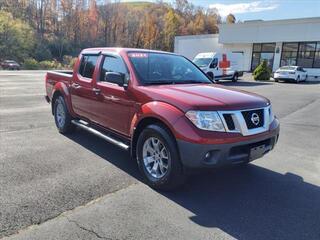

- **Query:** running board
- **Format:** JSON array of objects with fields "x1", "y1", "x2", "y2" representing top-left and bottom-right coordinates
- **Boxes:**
[{"x1": 71, "y1": 120, "x2": 129, "y2": 150}]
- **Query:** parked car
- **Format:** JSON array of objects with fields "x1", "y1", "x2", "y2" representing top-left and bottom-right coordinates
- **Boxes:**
[
  {"x1": 1, "y1": 60, "x2": 20, "y2": 70},
  {"x1": 274, "y1": 66, "x2": 307, "y2": 83},
  {"x1": 193, "y1": 52, "x2": 244, "y2": 82},
  {"x1": 45, "y1": 48, "x2": 280, "y2": 190}
]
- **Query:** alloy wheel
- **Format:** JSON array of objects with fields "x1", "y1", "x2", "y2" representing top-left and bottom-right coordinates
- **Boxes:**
[{"x1": 142, "y1": 137, "x2": 170, "y2": 179}]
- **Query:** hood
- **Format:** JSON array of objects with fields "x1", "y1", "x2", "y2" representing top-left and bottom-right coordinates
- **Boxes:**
[{"x1": 139, "y1": 83, "x2": 269, "y2": 112}]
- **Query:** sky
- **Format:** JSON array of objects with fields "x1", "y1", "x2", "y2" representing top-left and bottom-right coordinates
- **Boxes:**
[{"x1": 121, "y1": 0, "x2": 320, "y2": 21}]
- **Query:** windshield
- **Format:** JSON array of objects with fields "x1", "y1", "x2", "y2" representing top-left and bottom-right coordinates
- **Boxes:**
[
  {"x1": 128, "y1": 52, "x2": 212, "y2": 85},
  {"x1": 193, "y1": 58, "x2": 212, "y2": 68},
  {"x1": 280, "y1": 66, "x2": 296, "y2": 70}
]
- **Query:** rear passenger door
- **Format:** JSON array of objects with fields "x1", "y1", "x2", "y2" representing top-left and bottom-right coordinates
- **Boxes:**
[{"x1": 70, "y1": 54, "x2": 100, "y2": 120}]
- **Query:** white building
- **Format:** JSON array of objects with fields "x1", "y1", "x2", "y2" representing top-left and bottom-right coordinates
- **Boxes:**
[{"x1": 174, "y1": 17, "x2": 320, "y2": 81}]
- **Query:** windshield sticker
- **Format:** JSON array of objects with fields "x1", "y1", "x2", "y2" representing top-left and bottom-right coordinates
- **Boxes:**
[{"x1": 128, "y1": 53, "x2": 148, "y2": 58}]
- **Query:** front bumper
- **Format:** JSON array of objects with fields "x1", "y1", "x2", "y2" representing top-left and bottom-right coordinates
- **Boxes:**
[{"x1": 177, "y1": 124, "x2": 279, "y2": 168}]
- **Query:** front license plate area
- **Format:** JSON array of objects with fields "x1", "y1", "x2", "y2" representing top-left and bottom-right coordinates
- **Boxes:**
[{"x1": 250, "y1": 145, "x2": 265, "y2": 160}]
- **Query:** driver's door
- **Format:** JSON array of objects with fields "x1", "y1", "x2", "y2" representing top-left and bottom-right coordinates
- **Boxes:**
[
  {"x1": 210, "y1": 58, "x2": 219, "y2": 76},
  {"x1": 92, "y1": 54, "x2": 135, "y2": 136}
]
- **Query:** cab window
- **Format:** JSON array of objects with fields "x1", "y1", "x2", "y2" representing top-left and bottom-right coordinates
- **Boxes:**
[
  {"x1": 210, "y1": 58, "x2": 218, "y2": 68},
  {"x1": 100, "y1": 55, "x2": 128, "y2": 82},
  {"x1": 79, "y1": 55, "x2": 99, "y2": 79}
]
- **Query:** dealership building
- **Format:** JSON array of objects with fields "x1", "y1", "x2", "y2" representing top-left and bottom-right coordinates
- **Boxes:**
[{"x1": 174, "y1": 17, "x2": 320, "y2": 81}]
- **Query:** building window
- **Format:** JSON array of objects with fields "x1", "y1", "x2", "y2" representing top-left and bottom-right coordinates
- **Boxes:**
[
  {"x1": 281, "y1": 43, "x2": 298, "y2": 66},
  {"x1": 251, "y1": 43, "x2": 275, "y2": 71},
  {"x1": 281, "y1": 42, "x2": 320, "y2": 68},
  {"x1": 313, "y1": 42, "x2": 320, "y2": 68}
]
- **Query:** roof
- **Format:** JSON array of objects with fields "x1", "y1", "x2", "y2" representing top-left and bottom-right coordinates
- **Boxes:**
[
  {"x1": 222, "y1": 17, "x2": 320, "y2": 27},
  {"x1": 81, "y1": 47, "x2": 176, "y2": 55},
  {"x1": 219, "y1": 17, "x2": 320, "y2": 44}
]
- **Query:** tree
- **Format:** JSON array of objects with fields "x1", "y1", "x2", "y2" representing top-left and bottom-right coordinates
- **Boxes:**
[
  {"x1": 0, "y1": 0, "x2": 222, "y2": 64},
  {"x1": 0, "y1": 11, "x2": 35, "y2": 61},
  {"x1": 226, "y1": 13, "x2": 236, "y2": 24},
  {"x1": 163, "y1": 8, "x2": 179, "y2": 51},
  {"x1": 88, "y1": 0, "x2": 98, "y2": 41}
]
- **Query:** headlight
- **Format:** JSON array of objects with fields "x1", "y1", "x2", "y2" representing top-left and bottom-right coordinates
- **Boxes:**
[
  {"x1": 269, "y1": 105, "x2": 275, "y2": 123},
  {"x1": 185, "y1": 111, "x2": 225, "y2": 132}
]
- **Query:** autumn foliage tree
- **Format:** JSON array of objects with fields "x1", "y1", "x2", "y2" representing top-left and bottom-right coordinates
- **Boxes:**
[{"x1": 0, "y1": 0, "x2": 222, "y2": 62}]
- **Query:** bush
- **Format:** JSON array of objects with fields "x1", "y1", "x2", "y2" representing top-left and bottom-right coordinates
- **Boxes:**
[
  {"x1": 39, "y1": 60, "x2": 63, "y2": 70},
  {"x1": 23, "y1": 58, "x2": 39, "y2": 70},
  {"x1": 63, "y1": 55, "x2": 77, "y2": 69},
  {"x1": 253, "y1": 60, "x2": 271, "y2": 81},
  {"x1": 23, "y1": 58, "x2": 68, "y2": 70},
  {"x1": 23, "y1": 56, "x2": 74, "y2": 70}
]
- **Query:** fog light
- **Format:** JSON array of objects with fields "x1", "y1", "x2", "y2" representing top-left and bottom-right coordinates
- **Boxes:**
[{"x1": 202, "y1": 150, "x2": 220, "y2": 165}]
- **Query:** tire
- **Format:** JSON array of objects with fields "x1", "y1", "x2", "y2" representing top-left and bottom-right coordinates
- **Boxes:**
[
  {"x1": 296, "y1": 75, "x2": 300, "y2": 83},
  {"x1": 274, "y1": 78, "x2": 279, "y2": 82},
  {"x1": 136, "y1": 124, "x2": 186, "y2": 190},
  {"x1": 53, "y1": 96, "x2": 75, "y2": 134},
  {"x1": 232, "y1": 72, "x2": 238, "y2": 82}
]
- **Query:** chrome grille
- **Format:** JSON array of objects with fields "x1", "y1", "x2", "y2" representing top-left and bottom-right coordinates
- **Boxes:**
[
  {"x1": 241, "y1": 109, "x2": 264, "y2": 129},
  {"x1": 219, "y1": 107, "x2": 271, "y2": 136}
]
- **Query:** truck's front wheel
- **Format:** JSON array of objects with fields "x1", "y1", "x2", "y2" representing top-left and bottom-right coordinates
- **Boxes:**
[
  {"x1": 232, "y1": 72, "x2": 239, "y2": 82},
  {"x1": 54, "y1": 96, "x2": 75, "y2": 134},
  {"x1": 136, "y1": 124, "x2": 185, "y2": 190}
]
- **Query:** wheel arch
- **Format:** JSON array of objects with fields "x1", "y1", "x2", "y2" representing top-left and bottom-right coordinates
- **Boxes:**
[
  {"x1": 51, "y1": 90, "x2": 63, "y2": 115},
  {"x1": 51, "y1": 82, "x2": 75, "y2": 116},
  {"x1": 131, "y1": 116, "x2": 178, "y2": 159}
]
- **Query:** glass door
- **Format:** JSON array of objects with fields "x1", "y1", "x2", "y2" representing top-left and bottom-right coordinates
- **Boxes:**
[{"x1": 251, "y1": 43, "x2": 275, "y2": 71}]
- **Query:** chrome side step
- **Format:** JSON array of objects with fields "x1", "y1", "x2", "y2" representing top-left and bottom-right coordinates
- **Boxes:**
[{"x1": 71, "y1": 120, "x2": 130, "y2": 151}]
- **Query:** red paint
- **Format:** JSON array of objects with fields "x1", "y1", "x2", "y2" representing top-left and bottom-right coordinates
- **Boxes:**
[
  {"x1": 45, "y1": 47, "x2": 279, "y2": 146},
  {"x1": 219, "y1": 54, "x2": 230, "y2": 76}
]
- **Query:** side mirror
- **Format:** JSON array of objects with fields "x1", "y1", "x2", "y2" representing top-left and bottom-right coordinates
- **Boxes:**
[
  {"x1": 210, "y1": 63, "x2": 216, "y2": 69},
  {"x1": 105, "y1": 72, "x2": 125, "y2": 87},
  {"x1": 206, "y1": 73, "x2": 214, "y2": 80}
]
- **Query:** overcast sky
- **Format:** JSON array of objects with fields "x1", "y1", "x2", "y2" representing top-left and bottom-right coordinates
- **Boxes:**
[{"x1": 121, "y1": 0, "x2": 320, "y2": 21}]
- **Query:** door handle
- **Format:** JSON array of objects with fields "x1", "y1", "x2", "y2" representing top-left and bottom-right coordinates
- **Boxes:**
[
  {"x1": 72, "y1": 83, "x2": 81, "y2": 89},
  {"x1": 105, "y1": 95, "x2": 119, "y2": 101},
  {"x1": 93, "y1": 88, "x2": 101, "y2": 95}
]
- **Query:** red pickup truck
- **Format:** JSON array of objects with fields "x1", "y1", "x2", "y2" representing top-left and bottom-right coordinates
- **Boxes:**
[{"x1": 45, "y1": 48, "x2": 279, "y2": 190}]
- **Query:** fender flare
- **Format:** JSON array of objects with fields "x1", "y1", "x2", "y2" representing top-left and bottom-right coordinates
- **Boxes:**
[
  {"x1": 130, "y1": 101, "x2": 184, "y2": 136},
  {"x1": 51, "y1": 82, "x2": 75, "y2": 116},
  {"x1": 129, "y1": 101, "x2": 185, "y2": 156}
]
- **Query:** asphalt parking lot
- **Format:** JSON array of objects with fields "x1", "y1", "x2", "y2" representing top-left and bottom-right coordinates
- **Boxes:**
[{"x1": 1, "y1": 71, "x2": 320, "y2": 240}]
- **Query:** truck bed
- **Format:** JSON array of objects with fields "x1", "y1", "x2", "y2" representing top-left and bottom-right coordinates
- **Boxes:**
[{"x1": 45, "y1": 70, "x2": 74, "y2": 100}]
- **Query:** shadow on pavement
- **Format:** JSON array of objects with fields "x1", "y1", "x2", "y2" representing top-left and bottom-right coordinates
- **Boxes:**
[
  {"x1": 67, "y1": 129, "x2": 320, "y2": 240},
  {"x1": 164, "y1": 166, "x2": 320, "y2": 240},
  {"x1": 66, "y1": 129, "x2": 142, "y2": 180},
  {"x1": 275, "y1": 80, "x2": 320, "y2": 85}
]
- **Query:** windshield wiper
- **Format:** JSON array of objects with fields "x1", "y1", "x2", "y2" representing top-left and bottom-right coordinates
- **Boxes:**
[
  {"x1": 175, "y1": 80, "x2": 209, "y2": 84},
  {"x1": 144, "y1": 80, "x2": 176, "y2": 85}
]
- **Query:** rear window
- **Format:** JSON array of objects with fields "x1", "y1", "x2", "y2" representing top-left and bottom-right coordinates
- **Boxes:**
[
  {"x1": 128, "y1": 52, "x2": 211, "y2": 84},
  {"x1": 79, "y1": 55, "x2": 99, "y2": 79},
  {"x1": 280, "y1": 66, "x2": 296, "y2": 70}
]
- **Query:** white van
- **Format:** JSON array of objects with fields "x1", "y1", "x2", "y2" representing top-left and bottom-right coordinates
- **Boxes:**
[{"x1": 193, "y1": 52, "x2": 244, "y2": 82}]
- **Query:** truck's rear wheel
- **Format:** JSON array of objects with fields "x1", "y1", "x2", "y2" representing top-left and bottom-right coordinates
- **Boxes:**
[
  {"x1": 136, "y1": 124, "x2": 186, "y2": 190},
  {"x1": 54, "y1": 96, "x2": 75, "y2": 134}
]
